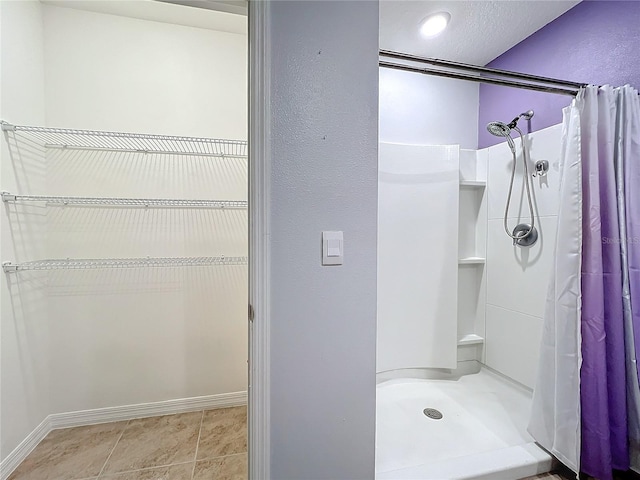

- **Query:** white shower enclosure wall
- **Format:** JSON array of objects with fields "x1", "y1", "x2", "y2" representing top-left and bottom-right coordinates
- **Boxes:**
[
  {"x1": 0, "y1": 1, "x2": 247, "y2": 473},
  {"x1": 376, "y1": 67, "x2": 563, "y2": 478}
]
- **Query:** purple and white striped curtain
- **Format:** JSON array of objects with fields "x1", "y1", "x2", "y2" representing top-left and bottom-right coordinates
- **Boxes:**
[{"x1": 529, "y1": 85, "x2": 640, "y2": 480}]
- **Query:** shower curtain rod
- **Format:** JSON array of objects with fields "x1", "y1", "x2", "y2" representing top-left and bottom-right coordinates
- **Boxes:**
[{"x1": 379, "y1": 49, "x2": 584, "y2": 96}]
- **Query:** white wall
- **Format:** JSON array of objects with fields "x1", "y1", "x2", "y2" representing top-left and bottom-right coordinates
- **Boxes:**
[
  {"x1": 378, "y1": 63, "x2": 482, "y2": 376},
  {"x1": 43, "y1": 3, "x2": 246, "y2": 139},
  {"x1": 484, "y1": 124, "x2": 562, "y2": 388},
  {"x1": 41, "y1": 3, "x2": 247, "y2": 413},
  {"x1": 268, "y1": 1, "x2": 378, "y2": 478},
  {"x1": 1, "y1": 1, "x2": 247, "y2": 459},
  {"x1": 379, "y1": 68, "x2": 479, "y2": 149},
  {"x1": 377, "y1": 143, "x2": 459, "y2": 372},
  {"x1": 0, "y1": 0, "x2": 49, "y2": 461}
]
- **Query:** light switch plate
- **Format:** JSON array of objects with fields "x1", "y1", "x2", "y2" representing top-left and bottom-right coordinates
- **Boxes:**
[{"x1": 322, "y1": 231, "x2": 343, "y2": 265}]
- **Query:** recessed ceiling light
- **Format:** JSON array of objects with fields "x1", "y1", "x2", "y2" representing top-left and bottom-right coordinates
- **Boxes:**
[{"x1": 420, "y1": 12, "x2": 451, "y2": 38}]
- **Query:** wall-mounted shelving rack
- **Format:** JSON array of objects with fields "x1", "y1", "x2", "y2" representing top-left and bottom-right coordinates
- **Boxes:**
[
  {"x1": 1, "y1": 192, "x2": 247, "y2": 209},
  {"x1": 1, "y1": 120, "x2": 248, "y2": 273},
  {"x1": 2, "y1": 256, "x2": 248, "y2": 273},
  {"x1": 1, "y1": 121, "x2": 247, "y2": 158}
]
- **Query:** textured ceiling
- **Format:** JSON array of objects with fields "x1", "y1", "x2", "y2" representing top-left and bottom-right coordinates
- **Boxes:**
[{"x1": 380, "y1": 1, "x2": 581, "y2": 65}]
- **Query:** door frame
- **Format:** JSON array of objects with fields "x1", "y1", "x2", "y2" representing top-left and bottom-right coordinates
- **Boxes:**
[{"x1": 248, "y1": 0, "x2": 271, "y2": 478}]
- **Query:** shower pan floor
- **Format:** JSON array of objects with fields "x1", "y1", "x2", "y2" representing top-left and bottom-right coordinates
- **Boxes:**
[{"x1": 376, "y1": 368, "x2": 554, "y2": 479}]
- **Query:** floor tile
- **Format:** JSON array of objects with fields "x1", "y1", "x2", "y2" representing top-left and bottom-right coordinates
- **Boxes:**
[
  {"x1": 99, "y1": 462, "x2": 193, "y2": 479},
  {"x1": 197, "y1": 406, "x2": 247, "y2": 460},
  {"x1": 8, "y1": 422, "x2": 127, "y2": 480},
  {"x1": 101, "y1": 412, "x2": 201, "y2": 474},
  {"x1": 193, "y1": 454, "x2": 247, "y2": 480}
]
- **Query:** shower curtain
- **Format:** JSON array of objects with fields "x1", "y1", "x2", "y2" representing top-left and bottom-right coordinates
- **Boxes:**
[
  {"x1": 529, "y1": 85, "x2": 640, "y2": 480},
  {"x1": 528, "y1": 99, "x2": 582, "y2": 473}
]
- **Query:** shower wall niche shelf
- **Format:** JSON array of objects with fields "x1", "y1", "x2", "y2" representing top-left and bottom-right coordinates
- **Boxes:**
[
  {"x1": 1, "y1": 121, "x2": 248, "y2": 158},
  {"x1": 457, "y1": 334, "x2": 485, "y2": 346},
  {"x1": 457, "y1": 149, "x2": 488, "y2": 365},
  {"x1": 459, "y1": 180, "x2": 486, "y2": 188},
  {"x1": 1, "y1": 192, "x2": 247, "y2": 209},
  {"x1": 458, "y1": 257, "x2": 485, "y2": 265},
  {"x1": 2, "y1": 256, "x2": 248, "y2": 273}
]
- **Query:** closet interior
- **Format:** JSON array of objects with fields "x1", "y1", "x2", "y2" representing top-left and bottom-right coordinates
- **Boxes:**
[{"x1": 1, "y1": 2, "x2": 248, "y2": 479}]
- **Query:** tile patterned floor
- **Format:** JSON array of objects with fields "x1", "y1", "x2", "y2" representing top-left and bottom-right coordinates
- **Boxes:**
[{"x1": 8, "y1": 406, "x2": 247, "y2": 480}]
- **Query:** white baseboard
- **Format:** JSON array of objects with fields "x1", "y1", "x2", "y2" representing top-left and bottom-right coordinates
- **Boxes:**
[
  {"x1": 48, "y1": 391, "x2": 247, "y2": 429},
  {"x1": 1, "y1": 391, "x2": 247, "y2": 480},
  {"x1": 0, "y1": 417, "x2": 49, "y2": 480}
]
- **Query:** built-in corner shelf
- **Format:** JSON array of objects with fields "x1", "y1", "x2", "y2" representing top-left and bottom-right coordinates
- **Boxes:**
[
  {"x1": 458, "y1": 257, "x2": 486, "y2": 265},
  {"x1": 457, "y1": 334, "x2": 485, "y2": 346},
  {"x1": 457, "y1": 162, "x2": 488, "y2": 363},
  {"x1": 460, "y1": 180, "x2": 486, "y2": 188}
]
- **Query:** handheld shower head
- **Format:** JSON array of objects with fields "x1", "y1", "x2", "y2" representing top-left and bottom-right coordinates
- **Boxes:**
[
  {"x1": 487, "y1": 121, "x2": 511, "y2": 137},
  {"x1": 487, "y1": 121, "x2": 517, "y2": 155},
  {"x1": 486, "y1": 110, "x2": 538, "y2": 247}
]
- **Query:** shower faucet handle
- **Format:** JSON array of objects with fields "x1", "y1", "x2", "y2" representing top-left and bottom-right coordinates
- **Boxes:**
[{"x1": 532, "y1": 160, "x2": 549, "y2": 177}]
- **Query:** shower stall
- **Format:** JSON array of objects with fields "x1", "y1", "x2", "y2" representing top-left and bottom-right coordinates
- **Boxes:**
[{"x1": 376, "y1": 50, "x2": 580, "y2": 479}]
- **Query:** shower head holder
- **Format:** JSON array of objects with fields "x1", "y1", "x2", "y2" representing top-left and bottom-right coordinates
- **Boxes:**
[{"x1": 507, "y1": 110, "x2": 534, "y2": 129}]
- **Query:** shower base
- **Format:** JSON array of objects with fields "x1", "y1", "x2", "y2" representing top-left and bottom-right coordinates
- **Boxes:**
[{"x1": 376, "y1": 368, "x2": 555, "y2": 479}]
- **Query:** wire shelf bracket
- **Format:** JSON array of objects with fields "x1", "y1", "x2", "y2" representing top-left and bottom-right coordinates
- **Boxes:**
[
  {"x1": 1, "y1": 192, "x2": 247, "y2": 209},
  {"x1": 2, "y1": 262, "x2": 17, "y2": 273},
  {"x1": 2, "y1": 256, "x2": 248, "y2": 273},
  {"x1": 1, "y1": 121, "x2": 248, "y2": 158}
]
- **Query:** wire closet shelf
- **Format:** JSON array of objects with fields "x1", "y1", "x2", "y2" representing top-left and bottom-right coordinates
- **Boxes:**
[
  {"x1": 1, "y1": 193, "x2": 247, "y2": 209},
  {"x1": 1, "y1": 121, "x2": 247, "y2": 158},
  {"x1": 2, "y1": 256, "x2": 248, "y2": 273}
]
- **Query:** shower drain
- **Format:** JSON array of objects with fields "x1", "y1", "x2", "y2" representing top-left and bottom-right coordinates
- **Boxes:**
[{"x1": 423, "y1": 408, "x2": 443, "y2": 420}]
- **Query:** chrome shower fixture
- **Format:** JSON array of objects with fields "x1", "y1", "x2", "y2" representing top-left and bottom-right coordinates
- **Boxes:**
[
  {"x1": 533, "y1": 160, "x2": 549, "y2": 178},
  {"x1": 485, "y1": 110, "x2": 534, "y2": 138},
  {"x1": 486, "y1": 110, "x2": 538, "y2": 247},
  {"x1": 507, "y1": 110, "x2": 534, "y2": 129},
  {"x1": 486, "y1": 121, "x2": 512, "y2": 138}
]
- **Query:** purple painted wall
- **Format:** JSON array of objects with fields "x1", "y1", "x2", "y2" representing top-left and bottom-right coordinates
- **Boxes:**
[{"x1": 478, "y1": 1, "x2": 640, "y2": 148}]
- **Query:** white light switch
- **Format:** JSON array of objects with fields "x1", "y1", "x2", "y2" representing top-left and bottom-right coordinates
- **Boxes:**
[
  {"x1": 327, "y1": 238, "x2": 341, "y2": 257},
  {"x1": 322, "y1": 231, "x2": 343, "y2": 265}
]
